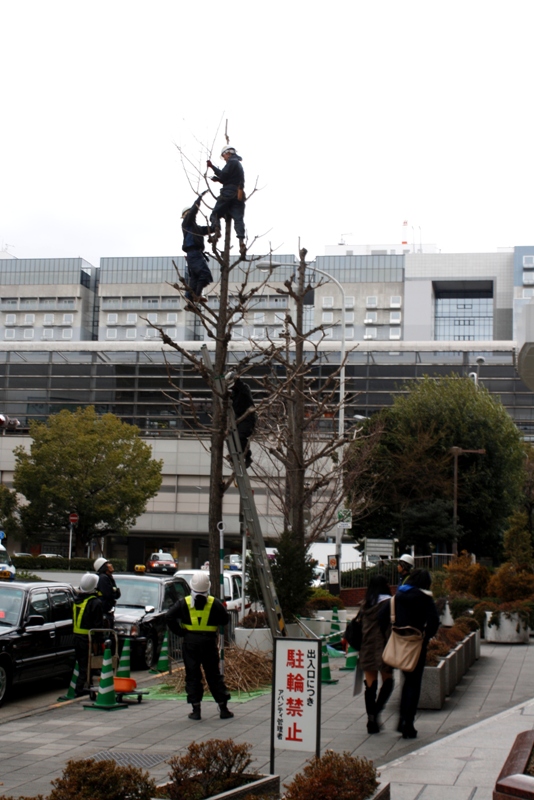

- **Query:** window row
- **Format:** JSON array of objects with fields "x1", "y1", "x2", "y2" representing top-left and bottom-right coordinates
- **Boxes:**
[
  {"x1": 321, "y1": 295, "x2": 402, "y2": 309},
  {"x1": 0, "y1": 298, "x2": 76, "y2": 310},
  {"x1": 231, "y1": 326, "x2": 402, "y2": 341},
  {"x1": 105, "y1": 312, "x2": 178, "y2": 325},
  {"x1": 101, "y1": 296, "x2": 180, "y2": 309},
  {"x1": 106, "y1": 328, "x2": 177, "y2": 340},
  {"x1": 4, "y1": 314, "x2": 74, "y2": 325},
  {"x1": 4, "y1": 329, "x2": 73, "y2": 340}
]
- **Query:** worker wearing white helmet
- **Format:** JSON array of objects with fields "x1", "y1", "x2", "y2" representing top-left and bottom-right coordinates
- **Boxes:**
[
  {"x1": 165, "y1": 570, "x2": 233, "y2": 721},
  {"x1": 181, "y1": 190, "x2": 213, "y2": 304},
  {"x1": 398, "y1": 553, "x2": 415, "y2": 586},
  {"x1": 73, "y1": 573, "x2": 104, "y2": 696},
  {"x1": 94, "y1": 556, "x2": 121, "y2": 628},
  {"x1": 206, "y1": 145, "x2": 246, "y2": 255}
]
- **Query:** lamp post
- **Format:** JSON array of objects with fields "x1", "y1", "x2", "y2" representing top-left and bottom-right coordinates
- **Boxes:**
[
  {"x1": 451, "y1": 446, "x2": 486, "y2": 555},
  {"x1": 257, "y1": 259, "x2": 347, "y2": 437}
]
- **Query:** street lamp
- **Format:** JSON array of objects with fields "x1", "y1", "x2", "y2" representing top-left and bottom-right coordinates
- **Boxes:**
[
  {"x1": 450, "y1": 446, "x2": 486, "y2": 555},
  {"x1": 257, "y1": 259, "x2": 347, "y2": 437}
]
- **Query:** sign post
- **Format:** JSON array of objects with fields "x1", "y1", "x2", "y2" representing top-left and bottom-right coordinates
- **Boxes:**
[{"x1": 68, "y1": 513, "x2": 79, "y2": 561}]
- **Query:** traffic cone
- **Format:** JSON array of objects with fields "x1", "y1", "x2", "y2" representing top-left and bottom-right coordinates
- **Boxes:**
[
  {"x1": 116, "y1": 638, "x2": 132, "y2": 678},
  {"x1": 320, "y1": 641, "x2": 338, "y2": 685},
  {"x1": 340, "y1": 645, "x2": 358, "y2": 671},
  {"x1": 58, "y1": 661, "x2": 80, "y2": 701},
  {"x1": 149, "y1": 631, "x2": 169, "y2": 674},
  {"x1": 84, "y1": 642, "x2": 127, "y2": 712},
  {"x1": 331, "y1": 606, "x2": 341, "y2": 635}
]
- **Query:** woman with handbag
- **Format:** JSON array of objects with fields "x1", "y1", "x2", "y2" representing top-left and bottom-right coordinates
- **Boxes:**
[
  {"x1": 381, "y1": 568, "x2": 440, "y2": 739},
  {"x1": 359, "y1": 575, "x2": 394, "y2": 734}
]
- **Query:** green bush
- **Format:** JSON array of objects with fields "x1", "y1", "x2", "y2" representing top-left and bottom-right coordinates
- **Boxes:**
[
  {"x1": 165, "y1": 739, "x2": 255, "y2": 800},
  {"x1": 283, "y1": 750, "x2": 378, "y2": 800},
  {"x1": 487, "y1": 563, "x2": 534, "y2": 602},
  {"x1": 304, "y1": 588, "x2": 346, "y2": 612},
  {"x1": 449, "y1": 595, "x2": 478, "y2": 619},
  {"x1": 48, "y1": 758, "x2": 157, "y2": 800}
]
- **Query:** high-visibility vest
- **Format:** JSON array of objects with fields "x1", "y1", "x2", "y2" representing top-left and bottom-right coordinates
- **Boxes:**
[
  {"x1": 181, "y1": 595, "x2": 217, "y2": 632},
  {"x1": 73, "y1": 595, "x2": 96, "y2": 634}
]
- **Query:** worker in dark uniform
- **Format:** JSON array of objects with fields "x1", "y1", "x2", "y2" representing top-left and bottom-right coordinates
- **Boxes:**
[
  {"x1": 231, "y1": 377, "x2": 256, "y2": 469},
  {"x1": 73, "y1": 573, "x2": 104, "y2": 696},
  {"x1": 181, "y1": 191, "x2": 213, "y2": 302},
  {"x1": 206, "y1": 145, "x2": 246, "y2": 254},
  {"x1": 94, "y1": 557, "x2": 121, "y2": 629},
  {"x1": 398, "y1": 553, "x2": 414, "y2": 586},
  {"x1": 165, "y1": 571, "x2": 233, "y2": 721}
]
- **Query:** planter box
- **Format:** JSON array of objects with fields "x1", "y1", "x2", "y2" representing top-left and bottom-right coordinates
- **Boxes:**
[
  {"x1": 454, "y1": 642, "x2": 466, "y2": 678},
  {"x1": 493, "y1": 730, "x2": 534, "y2": 799},
  {"x1": 234, "y1": 628, "x2": 273, "y2": 653},
  {"x1": 296, "y1": 618, "x2": 329, "y2": 637},
  {"x1": 467, "y1": 632, "x2": 477, "y2": 667},
  {"x1": 419, "y1": 659, "x2": 446, "y2": 710},
  {"x1": 371, "y1": 783, "x2": 391, "y2": 799},
  {"x1": 485, "y1": 612, "x2": 531, "y2": 644},
  {"x1": 475, "y1": 628, "x2": 481, "y2": 659},
  {"x1": 154, "y1": 773, "x2": 280, "y2": 800}
]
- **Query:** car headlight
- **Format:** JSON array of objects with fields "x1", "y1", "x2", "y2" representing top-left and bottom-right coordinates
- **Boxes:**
[{"x1": 115, "y1": 622, "x2": 139, "y2": 637}]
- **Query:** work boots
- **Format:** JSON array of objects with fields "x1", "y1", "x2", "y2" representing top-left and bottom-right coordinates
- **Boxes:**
[
  {"x1": 219, "y1": 703, "x2": 234, "y2": 719},
  {"x1": 364, "y1": 679, "x2": 380, "y2": 734},
  {"x1": 188, "y1": 703, "x2": 201, "y2": 721},
  {"x1": 238, "y1": 239, "x2": 246, "y2": 255}
]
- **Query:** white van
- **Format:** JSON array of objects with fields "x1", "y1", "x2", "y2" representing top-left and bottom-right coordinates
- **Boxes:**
[
  {"x1": 0, "y1": 545, "x2": 16, "y2": 581},
  {"x1": 175, "y1": 569, "x2": 250, "y2": 620}
]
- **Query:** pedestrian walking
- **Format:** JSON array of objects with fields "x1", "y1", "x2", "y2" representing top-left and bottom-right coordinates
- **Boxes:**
[
  {"x1": 165, "y1": 571, "x2": 233, "y2": 721},
  {"x1": 359, "y1": 575, "x2": 394, "y2": 733},
  {"x1": 73, "y1": 573, "x2": 103, "y2": 696}
]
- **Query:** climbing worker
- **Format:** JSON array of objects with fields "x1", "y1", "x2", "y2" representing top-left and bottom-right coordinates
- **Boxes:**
[
  {"x1": 73, "y1": 573, "x2": 104, "y2": 697},
  {"x1": 165, "y1": 571, "x2": 233, "y2": 721},
  {"x1": 181, "y1": 191, "x2": 213, "y2": 302},
  {"x1": 206, "y1": 145, "x2": 246, "y2": 254},
  {"x1": 231, "y1": 377, "x2": 256, "y2": 469}
]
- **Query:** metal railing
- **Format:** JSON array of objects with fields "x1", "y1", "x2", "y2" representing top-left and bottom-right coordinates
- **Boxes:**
[{"x1": 340, "y1": 554, "x2": 455, "y2": 589}]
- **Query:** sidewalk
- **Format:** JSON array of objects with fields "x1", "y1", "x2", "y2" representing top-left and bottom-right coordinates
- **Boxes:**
[{"x1": 0, "y1": 640, "x2": 533, "y2": 798}]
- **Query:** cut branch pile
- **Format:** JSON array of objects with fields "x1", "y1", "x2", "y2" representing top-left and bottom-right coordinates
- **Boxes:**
[{"x1": 167, "y1": 645, "x2": 272, "y2": 694}]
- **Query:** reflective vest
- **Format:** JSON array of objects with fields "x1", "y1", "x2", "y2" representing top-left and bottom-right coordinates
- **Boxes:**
[
  {"x1": 182, "y1": 595, "x2": 217, "y2": 632},
  {"x1": 73, "y1": 595, "x2": 96, "y2": 634}
]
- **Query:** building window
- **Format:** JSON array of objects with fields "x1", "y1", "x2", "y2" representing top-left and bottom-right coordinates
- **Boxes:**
[
  {"x1": 39, "y1": 298, "x2": 56, "y2": 309},
  {"x1": 366, "y1": 296, "x2": 377, "y2": 308},
  {"x1": 4, "y1": 329, "x2": 15, "y2": 339},
  {"x1": 390, "y1": 311, "x2": 401, "y2": 324},
  {"x1": 43, "y1": 314, "x2": 54, "y2": 324},
  {"x1": 345, "y1": 326, "x2": 354, "y2": 339},
  {"x1": 145, "y1": 327, "x2": 157, "y2": 338},
  {"x1": 147, "y1": 313, "x2": 158, "y2": 323},
  {"x1": 364, "y1": 327, "x2": 377, "y2": 340},
  {"x1": 166, "y1": 313, "x2": 177, "y2": 323},
  {"x1": 364, "y1": 311, "x2": 377, "y2": 324},
  {"x1": 344, "y1": 312, "x2": 355, "y2": 324},
  {"x1": 434, "y1": 296, "x2": 493, "y2": 341},
  {"x1": 62, "y1": 329, "x2": 72, "y2": 339},
  {"x1": 274, "y1": 312, "x2": 286, "y2": 324},
  {"x1": 523, "y1": 255, "x2": 534, "y2": 267},
  {"x1": 390, "y1": 296, "x2": 402, "y2": 308},
  {"x1": 523, "y1": 272, "x2": 534, "y2": 285},
  {"x1": 102, "y1": 297, "x2": 120, "y2": 308},
  {"x1": 254, "y1": 312, "x2": 265, "y2": 324},
  {"x1": 252, "y1": 327, "x2": 265, "y2": 339},
  {"x1": 389, "y1": 327, "x2": 401, "y2": 340},
  {"x1": 5, "y1": 314, "x2": 16, "y2": 325},
  {"x1": 143, "y1": 297, "x2": 159, "y2": 308},
  {"x1": 345, "y1": 296, "x2": 355, "y2": 308},
  {"x1": 42, "y1": 329, "x2": 53, "y2": 339},
  {"x1": 24, "y1": 314, "x2": 35, "y2": 324},
  {"x1": 106, "y1": 329, "x2": 118, "y2": 339},
  {"x1": 322, "y1": 296, "x2": 334, "y2": 308},
  {"x1": 523, "y1": 289, "x2": 534, "y2": 298},
  {"x1": 323, "y1": 328, "x2": 333, "y2": 339},
  {"x1": 23, "y1": 329, "x2": 34, "y2": 340},
  {"x1": 122, "y1": 297, "x2": 140, "y2": 308},
  {"x1": 20, "y1": 298, "x2": 37, "y2": 308},
  {"x1": 63, "y1": 314, "x2": 73, "y2": 324},
  {"x1": 126, "y1": 328, "x2": 137, "y2": 339},
  {"x1": 166, "y1": 328, "x2": 177, "y2": 339},
  {"x1": 2, "y1": 298, "x2": 17, "y2": 308},
  {"x1": 126, "y1": 313, "x2": 137, "y2": 324},
  {"x1": 232, "y1": 327, "x2": 244, "y2": 340},
  {"x1": 107, "y1": 313, "x2": 118, "y2": 324},
  {"x1": 58, "y1": 297, "x2": 75, "y2": 308},
  {"x1": 322, "y1": 312, "x2": 334, "y2": 324}
]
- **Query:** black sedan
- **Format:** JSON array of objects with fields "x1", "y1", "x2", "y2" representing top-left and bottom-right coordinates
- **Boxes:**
[
  {"x1": 113, "y1": 574, "x2": 190, "y2": 669},
  {"x1": 0, "y1": 580, "x2": 75, "y2": 706}
]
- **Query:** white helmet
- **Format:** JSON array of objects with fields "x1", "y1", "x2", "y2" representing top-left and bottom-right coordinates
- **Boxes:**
[
  {"x1": 221, "y1": 145, "x2": 236, "y2": 156},
  {"x1": 190, "y1": 572, "x2": 210, "y2": 593},
  {"x1": 94, "y1": 557, "x2": 109, "y2": 573},
  {"x1": 182, "y1": 206, "x2": 191, "y2": 217},
  {"x1": 399, "y1": 554, "x2": 415, "y2": 568},
  {"x1": 80, "y1": 573, "x2": 99, "y2": 593}
]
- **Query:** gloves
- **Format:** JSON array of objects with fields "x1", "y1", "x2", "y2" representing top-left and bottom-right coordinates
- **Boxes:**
[{"x1": 206, "y1": 160, "x2": 214, "y2": 169}]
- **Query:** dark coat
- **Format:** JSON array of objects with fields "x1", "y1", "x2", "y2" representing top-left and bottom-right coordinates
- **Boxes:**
[
  {"x1": 73, "y1": 592, "x2": 104, "y2": 631},
  {"x1": 96, "y1": 572, "x2": 121, "y2": 616},
  {"x1": 358, "y1": 599, "x2": 392, "y2": 672},
  {"x1": 211, "y1": 154, "x2": 245, "y2": 196},
  {"x1": 232, "y1": 379, "x2": 256, "y2": 429},
  {"x1": 182, "y1": 195, "x2": 209, "y2": 252},
  {"x1": 379, "y1": 587, "x2": 440, "y2": 642},
  {"x1": 165, "y1": 595, "x2": 229, "y2": 641}
]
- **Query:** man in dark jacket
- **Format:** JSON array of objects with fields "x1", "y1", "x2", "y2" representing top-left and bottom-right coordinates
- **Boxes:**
[
  {"x1": 181, "y1": 191, "x2": 213, "y2": 302},
  {"x1": 94, "y1": 557, "x2": 121, "y2": 629},
  {"x1": 73, "y1": 573, "x2": 104, "y2": 696},
  {"x1": 165, "y1": 571, "x2": 233, "y2": 721},
  {"x1": 206, "y1": 145, "x2": 246, "y2": 254},
  {"x1": 231, "y1": 377, "x2": 256, "y2": 469}
]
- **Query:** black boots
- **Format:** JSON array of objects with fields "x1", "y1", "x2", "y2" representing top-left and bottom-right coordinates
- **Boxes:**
[
  {"x1": 375, "y1": 677, "x2": 394, "y2": 716},
  {"x1": 188, "y1": 703, "x2": 201, "y2": 721},
  {"x1": 364, "y1": 680, "x2": 380, "y2": 734},
  {"x1": 219, "y1": 703, "x2": 234, "y2": 719}
]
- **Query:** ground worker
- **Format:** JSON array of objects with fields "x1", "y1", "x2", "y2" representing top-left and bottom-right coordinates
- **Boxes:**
[
  {"x1": 165, "y1": 571, "x2": 233, "y2": 721},
  {"x1": 94, "y1": 557, "x2": 121, "y2": 628},
  {"x1": 206, "y1": 145, "x2": 246, "y2": 254},
  {"x1": 397, "y1": 553, "x2": 415, "y2": 586},
  {"x1": 73, "y1": 573, "x2": 104, "y2": 696},
  {"x1": 181, "y1": 191, "x2": 213, "y2": 303}
]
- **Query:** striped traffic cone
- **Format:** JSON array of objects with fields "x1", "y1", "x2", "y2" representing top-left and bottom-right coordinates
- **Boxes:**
[
  {"x1": 149, "y1": 631, "x2": 169, "y2": 674},
  {"x1": 58, "y1": 661, "x2": 80, "y2": 701},
  {"x1": 320, "y1": 640, "x2": 338, "y2": 685},
  {"x1": 84, "y1": 642, "x2": 127, "y2": 712},
  {"x1": 331, "y1": 606, "x2": 341, "y2": 635},
  {"x1": 340, "y1": 645, "x2": 358, "y2": 671},
  {"x1": 116, "y1": 638, "x2": 132, "y2": 678}
]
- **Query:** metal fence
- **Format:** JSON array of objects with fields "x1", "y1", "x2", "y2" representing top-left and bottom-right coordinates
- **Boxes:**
[{"x1": 340, "y1": 555, "x2": 455, "y2": 589}]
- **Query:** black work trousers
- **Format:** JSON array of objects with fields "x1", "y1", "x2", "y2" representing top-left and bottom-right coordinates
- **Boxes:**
[
  {"x1": 183, "y1": 635, "x2": 230, "y2": 706},
  {"x1": 74, "y1": 633, "x2": 90, "y2": 693},
  {"x1": 399, "y1": 641, "x2": 428, "y2": 726}
]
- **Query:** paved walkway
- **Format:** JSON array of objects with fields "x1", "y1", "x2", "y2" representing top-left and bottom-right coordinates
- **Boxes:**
[{"x1": 1, "y1": 640, "x2": 534, "y2": 798}]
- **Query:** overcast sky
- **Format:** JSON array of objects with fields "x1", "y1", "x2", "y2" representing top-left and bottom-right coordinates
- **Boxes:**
[{"x1": 1, "y1": 0, "x2": 532, "y2": 267}]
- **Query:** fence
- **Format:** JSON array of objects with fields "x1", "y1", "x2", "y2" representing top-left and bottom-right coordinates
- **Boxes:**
[{"x1": 340, "y1": 554, "x2": 455, "y2": 590}]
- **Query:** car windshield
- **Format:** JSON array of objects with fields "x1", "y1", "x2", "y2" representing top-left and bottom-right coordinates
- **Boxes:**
[
  {"x1": 0, "y1": 587, "x2": 24, "y2": 626},
  {"x1": 151, "y1": 553, "x2": 173, "y2": 561},
  {"x1": 115, "y1": 578, "x2": 160, "y2": 608}
]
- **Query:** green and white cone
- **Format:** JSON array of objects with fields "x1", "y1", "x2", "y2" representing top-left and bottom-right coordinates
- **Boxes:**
[
  {"x1": 84, "y1": 643, "x2": 127, "y2": 712},
  {"x1": 320, "y1": 640, "x2": 338, "y2": 685},
  {"x1": 340, "y1": 645, "x2": 358, "y2": 671},
  {"x1": 58, "y1": 661, "x2": 80, "y2": 701},
  {"x1": 116, "y1": 638, "x2": 132, "y2": 678},
  {"x1": 149, "y1": 631, "x2": 169, "y2": 674}
]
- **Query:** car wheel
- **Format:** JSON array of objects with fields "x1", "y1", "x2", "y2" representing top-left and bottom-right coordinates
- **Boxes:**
[
  {"x1": 0, "y1": 660, "x2": 12, "y2": 707},
  {"x1": 144, "y1": 636, "x2": 158, "y2": 669}
]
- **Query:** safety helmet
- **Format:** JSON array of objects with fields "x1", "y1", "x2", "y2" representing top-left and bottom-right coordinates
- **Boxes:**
[
  {"x1": 94, "y1": 557, "x2": 109, "y2": 573},
  {"x1": 190, "y1": 572, "x2": 210, "y2": 593},
  {"x1": 221, "y1": 145, "x2": 236, "y2": 156},
  {"x1": 181, "y1": 206, "x2": 191, "y2": 217},
  {"x1": 80, "y1": 573, "x2": 99, "y2": 593},
  {"x1": 399, "y1": 554, "x2": 415, "y2": 568}
]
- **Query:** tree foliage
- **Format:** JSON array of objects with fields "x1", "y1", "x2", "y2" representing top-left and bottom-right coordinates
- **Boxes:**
[
  {"x1": 345, "y1": 376, "x2": 525, "y2": 558},
  {"x1": 13, "y1": 407, "x2": 163, "y2": 555},
  {"x1": 0, "y1": 484, "x2": 22, "y2": 542}
]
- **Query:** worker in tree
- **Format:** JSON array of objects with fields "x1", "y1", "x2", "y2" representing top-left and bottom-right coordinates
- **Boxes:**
[
  {"x1": 73, "y1": 573, "x2": 104, "y2": 696},
  {"x1": 165, "y1": 572, "x2": 233, "y2": 721},
  {"x1": 181, "y1": 191, "x2": 213, "y2": 302},
  {"x1": 231, "y1": 377, "x2": 256, "y2": 469},
  {"x1": 206, "y1": 145, "x2": 246, "y2": 255}
]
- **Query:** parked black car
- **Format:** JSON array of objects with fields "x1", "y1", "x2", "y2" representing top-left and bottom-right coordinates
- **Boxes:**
[
  {"x1": 113, "y1": 574, "x2": 190, "y2": 669},
  {"x1": 0, "y1": 580, "x2": 75, "y2": 706}
]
